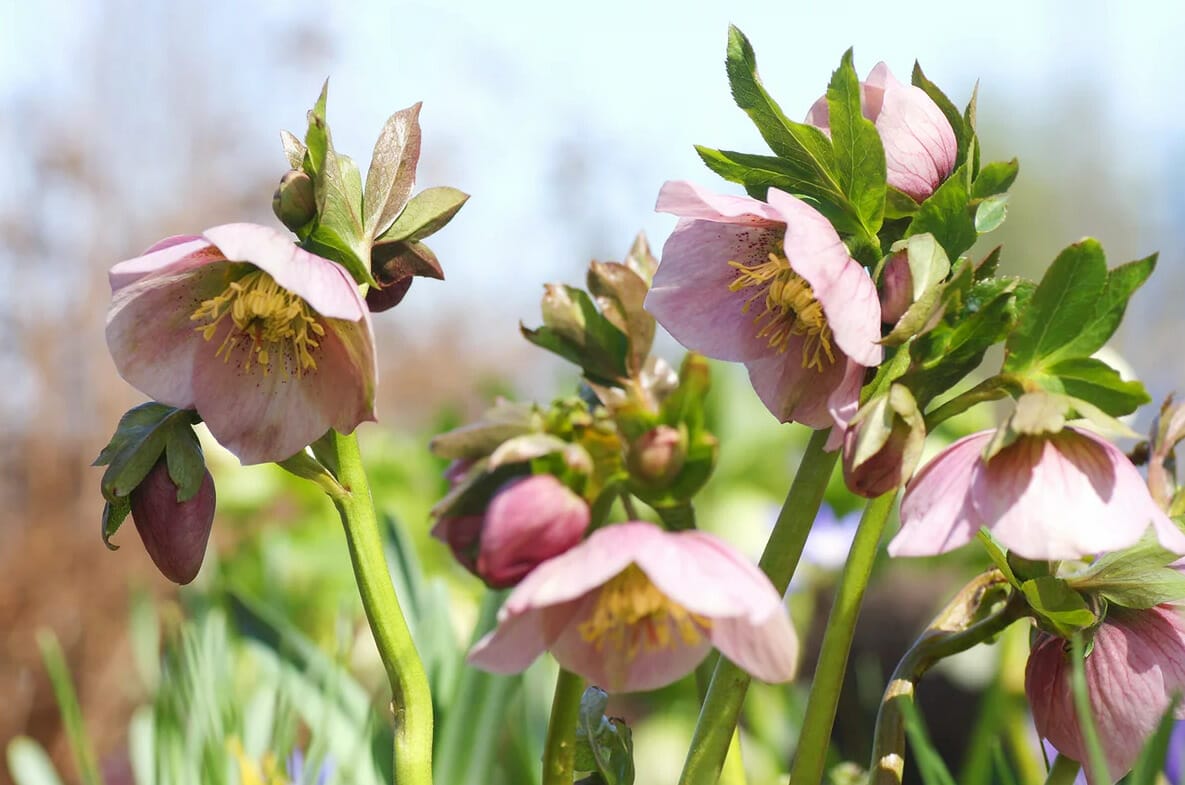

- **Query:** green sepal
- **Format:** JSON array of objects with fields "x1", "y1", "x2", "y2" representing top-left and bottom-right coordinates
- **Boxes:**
[
  {"x1": 825, "y1": 48, "x2": 886, "y2": 235},
  {"x1": 971, "y1": 159, "x2": 1019, "y2": 199},
  {"x1": 94, "y1": 403, "x2": 201, "y2": 502},
  {"x1": 377, "y1": 186, "x2": 469, "y2": 245},
  {"x1": 1021, "y1": 576, "x2": 1097, "y2": 637},
  {"x1": 573, "y1": 687, "x2": 635, "y2": 785},
  {"x1": 522, "y1": 285, "x2": 631, "y2": 386},
  {"x1": 164, "y1": 423, "x2": 205, "y2": 502},
  {"x1": 363, "y1": 102, "x2": 422, "y2": 240},
  {"x1": 587, "y1": 261, "x2": 655, "y2": 377},
  {"x1": 659, "y1": 353, "x2": 712, "y2": 434},
  {"x1": 904, "y1": 162, "x2": 977, "y2": 260},
  {"x1": 429, "y1": 400, "x2": 542, "y2": 460},
  {"x1": 1066, "y1": 537, "x2": 1185, "y2": 610}
]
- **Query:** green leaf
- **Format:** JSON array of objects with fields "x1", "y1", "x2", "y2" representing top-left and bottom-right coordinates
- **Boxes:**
[
  {"x1": 1128, "y1": 699, "x2": 1180, "y2": 785},
  {"x1": 976, "y1": 530, "x2": 1019, "y2": 587},
  {"x1": 587, "y1": 261, "x2": 655, "y2": 376},
  {"x1": 1035, "y1": 356, "x2": 1150, "y2": 417},
  {"x1": 825, "y1": 49, "x2": 886, "y2": 234},
  {"x1": 971, "y1": 159, "x2": 1019, "y2": 199},
  {"x1": 974, "y1": 195, "x2": 1008, "y2": 234},
  {"x1": 526, "y1": 285, "x2": 631, "y2": 384},
  {"x1": 880, "y1": 233, "x2": 951, "y2": 345},
  {"x1": 974, "y1": 246, "x2": 1002, "y2": 279},
  {"x1": 1004, "y1": 239, "x2": 1109, "y2": 372},
  {"x1": 575, "y1": 687, "x2": 634, "y2": 785},
  {"x1": 904, "y1": 163, "x2": 977, "y2": 259},
  {"x1": 164, "y1": 424, "x2": 205, "y2": 502},
  {"x1": 364, "y1": 102, "x2": 422, "y2": 240},
  {"x1": 94, "y1": 403, "x2": 198, "y2": 501},
  {"x1": 1056, "y1": 253, "x2": 1157, "y2": 361},
  {"x1": 884, "y1": 186, "x2": 920, "y2": 219},
  {"x1": 1021, "y1": 577, "x2": 1096, "y2": 636},
  {"x1": 36, "y1": 632, "x2": 102, "y2": 785},
  {"x1": 1070, "y1": 632, "x2": 1112, "y2": 785},
  {"x1": 1066, "y1": 537, "x2": 1185, "y2": 609},
  {"x1": 280, "y1": 129, "x2": 306, "y2": 170},
  {"x1": 911, "y1": 62, "x2": 968, "y2": 168},
  {"x1": 100, "y1": 496, "x2": 131, "y2": 551},
  {"x1": 898, "y1": 695, "x2": 957, "y2": 785},
  {"x1": 377, "y1": 186, "x2": 469, "y2": 245}
]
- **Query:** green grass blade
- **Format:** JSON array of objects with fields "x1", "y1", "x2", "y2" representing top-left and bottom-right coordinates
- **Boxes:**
[{"x1": 36, "y1": 630, "x2": 104, "y2": 785}]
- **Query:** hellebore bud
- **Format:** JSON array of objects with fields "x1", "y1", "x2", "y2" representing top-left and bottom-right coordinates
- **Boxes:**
[
  {"x1": 879, "y1": 250, "x2": 912, "y2": 325},
  {"x1": 627, "y1": 425, "x2": 687, "y2": 488},
  {"x1": 271, "y1": 170, "x2": 316, "y2": 231},
  {"x1": 842, "y1": 385, "x2": 925, "y2": 498},
  {"x1": 130, "y1": 458, "x2": 216, "y2": 585},
  {"x1": 433, "y1": 473, "x2": 590, "y2": 589}
]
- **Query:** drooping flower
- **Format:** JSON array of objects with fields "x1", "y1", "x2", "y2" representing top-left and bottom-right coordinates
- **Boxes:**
[
  {"x1": 644, "y1": 181, "x2": 881, "y2": 443},
  {"x1": 1027, "y1": 606, "x2": 1185, "y2": 784},
  {"x1": 130, "y1": 458, "x2": 217, "y2": 585},
  {"x1": 432, "y1": 472, "x2": 590, "y2": 588},
  {"x1": 888, "y1": 428, "x2": 1185, "y2": 560},
  {"x1": 468, "y1": 521, "x2": 798, "y2": 692},
  {"x1": 805, "y1": 62, "x2": 958, "y2": 203},
  {"x1": 106, "y1": 223, "x2": 376, "y2": 464}
]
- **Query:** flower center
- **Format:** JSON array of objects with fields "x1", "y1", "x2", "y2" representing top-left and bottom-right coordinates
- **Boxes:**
[
  {"x1": 191, "y1": 269, "x2": 325, "y2": 376},
  {"x1": 728, "y1": 251, "x2": 835, "y2": 371},
  {"x1": 577, "y1": 564, "x2": 710, "y2": 658}
]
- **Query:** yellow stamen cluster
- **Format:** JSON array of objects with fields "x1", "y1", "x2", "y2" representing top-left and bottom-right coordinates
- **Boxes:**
[
  {"x1": 228, "y1": 739, "x2": 289, "y2": 785},
  {"x1": 728, "y1": 252, "x2": 835, "y2": 371},
  {"x1": 578, "y1": 565, "x2": 710, "y2": 659},
  {"x1": 191, "y1": 269, "x2": 325, "y2": 376}
]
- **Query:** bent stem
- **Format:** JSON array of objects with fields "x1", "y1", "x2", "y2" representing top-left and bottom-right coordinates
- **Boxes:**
[
  {"x1": 543, "y1": 668, "x2": 586, "y2": 785},
  {"x1": 679, "y1": 428, "x2": 838, "y2": 785},
  {"x1": 868, "y1": 571, "x2": 1022, "y2": 785},
  {"x1": 323, "y1": 430, "x2": 433, "y2": 785},
  {"x1": 789, "y1": 489, "x2": 898, "y2": 785}
]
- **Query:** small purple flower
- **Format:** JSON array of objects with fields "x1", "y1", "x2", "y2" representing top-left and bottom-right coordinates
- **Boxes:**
[{"x1": 287, "y1": 749, "x2": 333, "y2": 785}]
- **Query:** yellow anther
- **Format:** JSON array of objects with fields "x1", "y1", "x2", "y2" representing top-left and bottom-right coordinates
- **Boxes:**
[
  {"x1": 191, "y1": 269, "x2": 325, "y2": 377},
  {"x1": 578, "y1": 565, "x2": 710, "y2": 660},
  {"x1": 728, "y1": 251, "x2": 835, "y2": 371}
]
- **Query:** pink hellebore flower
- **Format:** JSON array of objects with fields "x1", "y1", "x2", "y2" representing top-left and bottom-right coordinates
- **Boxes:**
[
  {"x1": 432, "y1": 473, "x2": 591, "y2": 589},
  {"x1": 806, "y1": 63, "x2": 958, "y2": 203},
  {"x1": 1027, "y1": 606, "x2": 1185, "y2": 784},
  {"x1": 889, "y1": 428, "x2": 1185, "y2": 561},
  {"x1": 106, "y1": 223, "x2": 376, "y2": 464},
  {"x1": 468, "y1": 521, "x2": 798, "y2": 693},
  {"x1": 645, "y1": 182, "x2": 881, "y2": 442}
]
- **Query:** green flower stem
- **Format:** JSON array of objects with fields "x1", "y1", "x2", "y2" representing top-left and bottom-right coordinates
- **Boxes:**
[
  {"x1": 1070, "y1": 632, "x2": 1111, "y2": 784},
  {"x1": 789, "y1": 489, "x2": 897, "y2": 785},
  {"x1": 869, "y1": 572, "x2": 1021, "y2": 785},
  {"x1": 1044, "y1": 756, "x2": 1082, "y2": 785},
  {"x1": 325, "y1": 430, "x2": 433, "y2": 785},
  {"x1": 679, "y1": 428, "x2": 838, "y2": 785},
  {"x1": 923, "y1": 375, "x2": 1011, "y2": 430},
  {"x1": 542, "y1": 668, "x2": 586, "y2": 785}
]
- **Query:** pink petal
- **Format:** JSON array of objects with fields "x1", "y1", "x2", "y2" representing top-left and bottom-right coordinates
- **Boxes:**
[
  {"x1": 765, "y1": 189, "x2": 882, "y2": 367},
  {"x1": 825, "y1": 358, "x2": 867, "y2": 450},
  {"x1": 477, "y1": 475, "x2": 590, "y2": 587},
  {"x1": 646, "y1": 219, "x2": 784, "y2": 362},
  {"x1": 467, "y1": 605, "x2": 557, "y2": 674},
  {"x1": 108, "y1": 238, "x2": 222, "y2": 292},
  {"x1": 712, "y1": 610, "x2": 798, "y2": 684},
  {"x1": 867, "y1": 62, "x2": 957, "y2": 203},
  {"x1": 888, "y1": 431, "x2": 986, "y2": 556},
  {"x1": 744, "y1": 340, "x2": 850, "y2": 428},
  {"x1": 655, "y1": 180, "x2": 784, "y2": 225},
  {"x1": 201, "y1": 223, "x2": 366, "y2": 321}
]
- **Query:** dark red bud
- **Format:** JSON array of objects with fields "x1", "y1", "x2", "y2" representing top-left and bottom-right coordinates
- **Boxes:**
[{"x1": 130, "y1": 459, "x2": 216, "y2": 585}]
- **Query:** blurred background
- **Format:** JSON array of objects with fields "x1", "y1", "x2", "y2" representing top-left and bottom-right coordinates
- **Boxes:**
[{"x1": 3, "y1": 1, "x2": 1184, "y2": 783}]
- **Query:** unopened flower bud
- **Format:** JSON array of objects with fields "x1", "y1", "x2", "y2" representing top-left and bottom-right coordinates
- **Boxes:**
[
  {"x1": 879, "y1": 250, "x2": 913, "y2": 325},
  {"x1": 271, "y1": 170, "x2": 316, "y2": 231},
  {"x1": 627, "y1": 425, "x2": 687, "y2": 488},
  {"x1": 842, "y1": 385, "x2": 924, "y2": 498},
  {"x1": 130, "y1": 459, "x2": 216, "y2": 585}
]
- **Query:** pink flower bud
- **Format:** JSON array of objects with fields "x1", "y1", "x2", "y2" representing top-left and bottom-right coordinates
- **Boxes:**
[
  {"x1": 806, "y1": 63, "x2": 957, "y2": 203},
  {"x1": 1027, "y1": 606, "x2": 1185, "y2": 783},
  {"x1": 130, "y1": 459, "x2": 216, "y2": 585},
  {"x1": 842, "y1": 385, "x2": 924, "y2": 498},
  {"x1": 879, "y1": 251, "x2": 913, "y2": 325},
  {"x1": 477, "y1": 475, "x2": 590, "y2": 588},
  {"x1": 627, "y1": 425, "x2": 686, "y2": 488}
]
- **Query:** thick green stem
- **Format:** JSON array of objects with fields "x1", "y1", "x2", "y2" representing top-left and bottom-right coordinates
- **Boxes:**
[
  {"x1": 869, "y1": 573, "x2": 1021, "y2": 785},
  {"x1": 789, "y1": 489, "x2": 897, "y2": 785},
  {"x1": 542, "y1": 668, "x2": 586, "y2": 785},
  {"x1": 325, "y1": 430, "x2": 433, "y2": 785},
  {"x1": 1044, "y1": 756, "x2": 1082, "y2": 785},
  {"x1": 679, "y1": 429, "x2": 838, "y2": 785}
]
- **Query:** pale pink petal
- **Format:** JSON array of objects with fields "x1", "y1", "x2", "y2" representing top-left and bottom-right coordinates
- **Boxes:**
[
  {"x1": 712, "y1": 611, "x2": 798, "y2": 683},
  {"x1": 201, "y1": 223, "x2": 365, "y2": 321},
  {"x1": 972, "y1": 430, "x2": 1178, "y2": 560},
  {"x1": 804, "y1": 95, "x2": 831, "y2": 130},
  {"x1": 655, "y1": 180, "x2": 784, "y2": 225},
  {"x1": 825, "y1": 358, "x2": 867, "y2": 450},
  {"x1": 109, "y1": 238, "x2": 222, "y2": 292},
  {"x1": 646, "y1": 219, "x2": 783, "y2": 362},
  {"x1": 765, "y1": 189, "x2": 882, "y2": 367},
  {"x1": 867, "y1": 63, "x2": 957, "y2": 203},
  {"x1": 744, "y1": 342, "x2": 849, "y2": 427},
  {"x1": 467, "y1": 607, "x2": 556, "y2": 674},
  {"x1": 142, "y1": 234, "x2": 204, "y2": 254},
  {"x1": 888, "y1": 431, "x2": 987, "y2": 556}
]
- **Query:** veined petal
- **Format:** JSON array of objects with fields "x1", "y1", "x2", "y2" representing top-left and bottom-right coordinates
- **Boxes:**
[
  {"x1": 109, "y1": 237, "x2": 222, "y2": 292},
  {"x1": 745, "y1": 341, "x2": 850, "y2": 427},
  {"x1": 888, "y1": 431, "x2": 986, "y2": 556},
  {"x1": 712, "y1": 610, "x2": 798, "y2": 683},
  {"x1": 655, "y1": 180, "x2": 784, "y2": 224},
  {"x1": 202, "y1": 223, "x2": 366, "y2": 321},
  {"x1": 467, "y1": 605, "x2": 558, "y2": 674},
  {"x1": 868, "y1": 62, "x2": 957, "y2": 203}
]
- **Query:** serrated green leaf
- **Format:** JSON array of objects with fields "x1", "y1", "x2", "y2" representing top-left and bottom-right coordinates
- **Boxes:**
[
  {"x1": 378, "y1": 186, "x2": 469, "y2": 245},
  {"x1": 364, "y1": 102, "x2": 422, "y2": 240},
  {"x1": 884, "y1": 186, "x2": 920, "y2": 219},
  {"x1": 904, "y1": 163, "x2": 977, "y2": 259},
  {"x1": 1067, "y1": 538, "x2": 1185, "y2": 609},
  {"x1": 911, "y1": 63, "x2": 968, "y2": 169},
  {"x1": 1036, "y1": 356, "x2": 1150, "y2": 417},
  {"x1": 974, "y1": 246, "x2": 1003, "y2": 279},
  {"x1": 974, "y1": 195, "x2": 1008, "y2": 234},
  {"x1": 826, "y1": 49, "x2": 886, "y2": 234},
  {"x1": 1004, "y1": 239, "x2": 1109, "y2": 372},
  {"x1": 1021, "y1": 577, "x2": 1096, "y2": 635},
  {"x1": 307, "y1": 149, "x2": 371, "y2": 285},
  {"x1": 1056, "y1": 253, "x2": 1156, "y2": 361},
  {"x1": 971, "y1": 159, "x2": 1019, "y2": 199}
]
